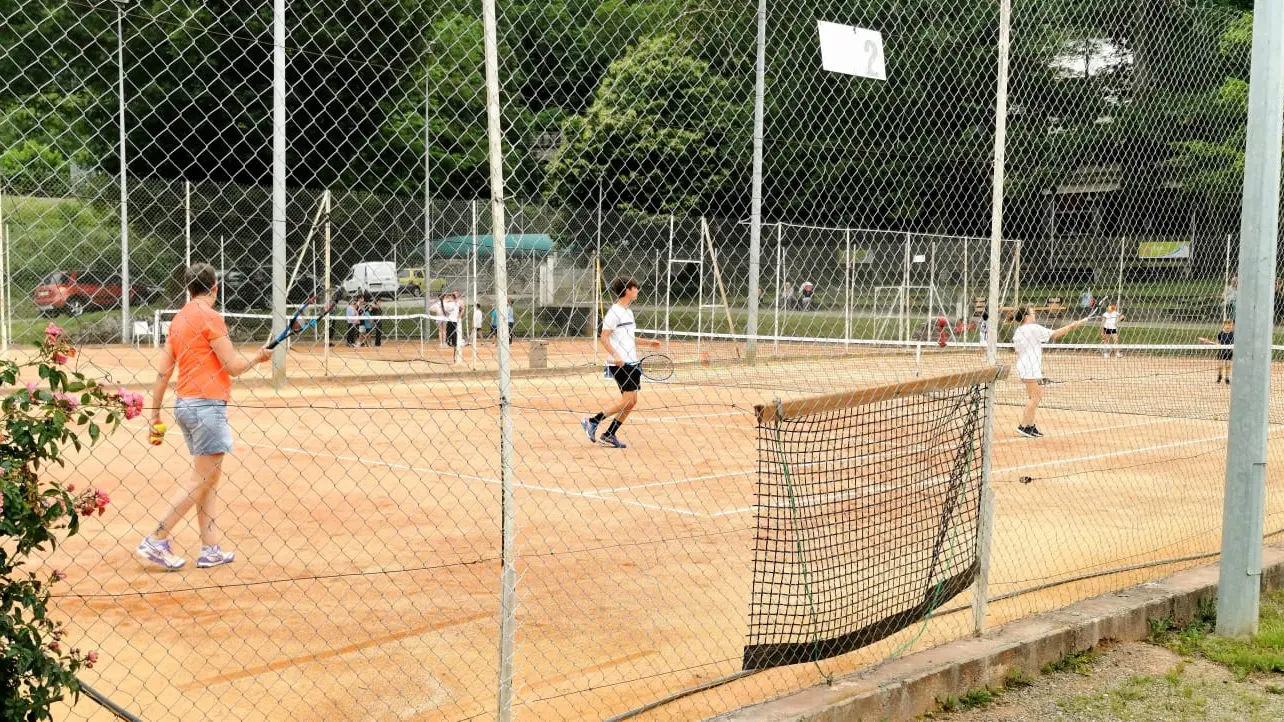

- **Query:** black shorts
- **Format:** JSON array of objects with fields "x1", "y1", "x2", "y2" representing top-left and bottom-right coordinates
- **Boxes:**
[
  {"x1": 1218, "y1": 350, "x2": 1233, "y2": 362},
  {"x1": 1103, "y1": 328, "x2": 1118, "y2": 336},
  {"x1": 610, "y1": 363, "x2": 643, "y2": 393}
]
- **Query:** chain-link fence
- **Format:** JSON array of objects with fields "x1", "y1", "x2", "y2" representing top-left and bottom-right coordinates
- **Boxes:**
[{"x1": 2, "y1": 0, "x2": 1277, "y2": 720}]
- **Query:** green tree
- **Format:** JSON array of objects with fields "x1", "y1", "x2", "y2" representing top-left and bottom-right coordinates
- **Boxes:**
[{"x1": 544, "y1": 34, "x2": 748, "y2": 217}]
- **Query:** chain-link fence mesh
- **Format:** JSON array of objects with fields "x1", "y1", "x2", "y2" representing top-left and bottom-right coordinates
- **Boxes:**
[{"x1": 1, "y1": 0, "x2": 1277, "y2": 720}]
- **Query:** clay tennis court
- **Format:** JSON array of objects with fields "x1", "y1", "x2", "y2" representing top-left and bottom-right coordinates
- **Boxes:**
[{"x1": 39, "y1": 338, "x2": 1284, "y2": 721}]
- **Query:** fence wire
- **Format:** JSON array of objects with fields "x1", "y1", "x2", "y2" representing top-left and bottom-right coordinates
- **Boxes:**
[{"x1": 0, "y1": 0, "x2": 1275, "y2": 720}]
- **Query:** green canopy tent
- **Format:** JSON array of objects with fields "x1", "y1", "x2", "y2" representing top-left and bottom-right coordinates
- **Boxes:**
[{"x1": 434, "y1": 234, "x2": 554, "y2": 259}]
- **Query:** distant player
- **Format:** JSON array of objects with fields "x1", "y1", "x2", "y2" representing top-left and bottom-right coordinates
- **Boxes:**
[
  {"x1": 1100, "y1": 304, "x2": 1124, "y2": 358},
  {"x1": 1012, "y1": 305, "x2": 1091, "y2": 438},
  {"x1": 978, "y1": 311, "x2": 990, "y2": 353},
  {"x1": 1199, "y1": 319, "x2": 1234, "y2": 385},
  {"x1": 581, "y1": 277, "x2": 661, "y2": 449}
]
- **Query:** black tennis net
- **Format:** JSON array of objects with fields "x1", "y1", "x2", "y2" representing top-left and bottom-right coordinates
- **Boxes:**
[{"x1": 743, "y1": 368, "x2": 998, "y2": 670}]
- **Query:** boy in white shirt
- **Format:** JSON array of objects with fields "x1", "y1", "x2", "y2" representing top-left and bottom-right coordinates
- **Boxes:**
[
  {"x1": 1100, "y1": 304, "x2": 1124, "y2": 358},
  {"x1": 582, "y1": 277, "x2": 661, "y2": 448}
]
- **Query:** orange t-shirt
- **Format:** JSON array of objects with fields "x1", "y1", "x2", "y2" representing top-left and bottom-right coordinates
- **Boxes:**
[{"x1": 167, "y1": 300, "x2": 232, "y2": 401}]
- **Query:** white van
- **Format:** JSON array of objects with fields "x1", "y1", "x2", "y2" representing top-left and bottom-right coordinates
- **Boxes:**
[{"x1": 340, "y1": 261, "x2": 398, "y2": 299}]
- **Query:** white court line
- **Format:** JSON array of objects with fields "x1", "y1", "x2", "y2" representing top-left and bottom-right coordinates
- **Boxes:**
[
  {"x1": 708, "y1": 423, "x2": 1262, "y2": 518},
  {"x1": 243, "y1": 441, "x2": 710, "y2": 518},
  {"x1": 597, "y1": 468, "x2": 753, "y2": 494},
  {"x1": 993, "y1": 417, "x2": 1181, "y2": 447},
  {"x1": 991, "y1": 431, "x2": 1237, "y2": 475}
]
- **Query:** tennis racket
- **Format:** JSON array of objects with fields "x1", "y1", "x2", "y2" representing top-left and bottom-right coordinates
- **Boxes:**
[
  {"x1": 265, "y1": 296, "x2": 340, "y2": 350},
  {"x1": 602, "y1": 354, "x2": 675, "y2": 382},
  {"x1": 633, "y1": 354, "x2": 674, "y2": 382}
]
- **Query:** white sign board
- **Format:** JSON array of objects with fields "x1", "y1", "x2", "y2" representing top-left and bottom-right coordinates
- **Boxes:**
[
  {"x1": 818, "y1": 21, "x2": 887, "y2": 80},
  {"x1": 912, "y1": 254, "x2": 926, "y2": 263}
]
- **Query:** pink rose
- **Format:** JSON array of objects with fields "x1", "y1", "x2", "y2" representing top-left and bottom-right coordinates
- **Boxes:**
[
  {"x1": 53, "y1": 392, "x2": 79, "y2": 411},
  {"x1": 44, "y1": 322, "x2": 63, "y2": 341},
  {"x1": 66, "y1": 483, "x2": 75, "y2": 492},
  {"x1": 53, "y1": 352, "x2": 68, "y2": 365},
  {"x1": 52, "y1": 569, "x2": 66, "y2": 582},
  {"x1": 25, "y1": 381, "x2": 37, "y2": 394}
]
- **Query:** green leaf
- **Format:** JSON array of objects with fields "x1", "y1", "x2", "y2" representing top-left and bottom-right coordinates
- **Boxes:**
[{"x1": 87, "y1": 423, "x2": 99, "y2": 442}]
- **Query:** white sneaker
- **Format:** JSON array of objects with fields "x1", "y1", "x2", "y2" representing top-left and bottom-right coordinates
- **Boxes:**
[
  {"x1": 136, "y1": 537, "x2": 186, "y2": 570},
  {"x1": 196, "y1": 545, "x2": 235, "y2": 568}
]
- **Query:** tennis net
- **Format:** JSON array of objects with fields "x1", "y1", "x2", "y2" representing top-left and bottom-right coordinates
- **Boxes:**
[{"x1": 744, "y1": 368, "x2": 999, "y2": 670}]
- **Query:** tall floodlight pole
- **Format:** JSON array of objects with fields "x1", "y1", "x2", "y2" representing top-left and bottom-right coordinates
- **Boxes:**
[
  {"x1": 746, "y1": 0, "x2": 767, "y2": 362},
  {"x1": 269, "y1": 0, "x2": 287, "y2": 386},
  {"x1": 116, "y1": 1, "x2": 131, "y2": 343},
  {"x1": 480, "y1": 0, "x2": 516, "y2": 717},
  {"x1": 973, "y1": 0, "x2": 1011, "y2": 637},
  {"x1": 1218, "y1": 1, "x2": 1284, "y2": 638}
]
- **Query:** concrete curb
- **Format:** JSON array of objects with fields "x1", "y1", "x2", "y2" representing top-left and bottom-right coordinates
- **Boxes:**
[{"x1": 715, "y1": 546, "x2": 1284, "y2": 722}]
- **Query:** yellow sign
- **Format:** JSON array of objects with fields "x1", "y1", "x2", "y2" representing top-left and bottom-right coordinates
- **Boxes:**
[{"x1": 1137, "y1": 241, "x2": 1191, "y2": 259}]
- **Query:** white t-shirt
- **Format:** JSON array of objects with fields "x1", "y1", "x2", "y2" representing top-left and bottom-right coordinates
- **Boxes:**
[
  {"x1": 602, "y1": 303, "x2": 638, "y2": 363},
  {"x1": 1102, "y1": 310, "x2": 1119, "y2": 330},
  {"x1": 345, "y1": 304, "x2": 359, "y2": 326},
  {"x1": 979, "y1": 320, "x2": 990, "y2": 344},
  {"x1": 443, "y1": 299, "x2": 460, "y2": 322},
  {"x1": 1013, "y1": 323, "x2": 1054, "y2": 380}
]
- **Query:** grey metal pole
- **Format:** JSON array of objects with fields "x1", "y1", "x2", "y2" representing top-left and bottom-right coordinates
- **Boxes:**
[
  {"x1": 0, "y1": 193, "x2": 7, "y2": 358},
  {"x1": 1223, "y1": 233, "x2": 1233, "y2": 321},
  {"x1": 746, "y1": 0, "x2": 767, "y2": 362},
  {"x1": 270, "y1": 0, "x2": 286, "y2": 386},
  {"x1": 185, "y1": 180, "x2": 192, "y2": 301},
  {"x1": 323, "y1": 191, "x2": 331, "y2": 376},
  {"x1": 774, "y1": 223, "x2": 781, "y2": 353},
  {"x1": 665, "y1": 214, "x2": 673, "y2": 354},
  {"x1": 480, "y1": 0, "x2": 516, "y2": 716},
  {"x1": 0, "y1": 220, "x2": 7, "y2": 358},
  {"x1": 423, "y1": 72, "x2": 433, "y2": 323},
  {"x1": 1217, "y1": 0, "x2": 1284, "y2": 638},
  {"x1": 117, "y1": 3, "x2": 131, "y2": 344},
  {"x1": 974, "y1": 0, "x2": 1011, "y2": 637}
]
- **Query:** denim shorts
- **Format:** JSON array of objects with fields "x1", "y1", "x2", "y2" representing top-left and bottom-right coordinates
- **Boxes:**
[{"x1": 174, "y1": 398, "x2": 233, "y2": 456}]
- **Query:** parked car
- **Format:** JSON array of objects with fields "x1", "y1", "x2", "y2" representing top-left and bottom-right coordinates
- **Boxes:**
[
  {"x1": 338, "y1": 261, "x2": 397, "y2": 300},
  {"x1": 219, "y1": 266, "x2": 319, "y2": 311},
  {"x1": 34, "y1": 269, "x2": 164, "y2": 317},
  {"x1": 398, "y1": 268, "x2": 425, "y2": 296}
]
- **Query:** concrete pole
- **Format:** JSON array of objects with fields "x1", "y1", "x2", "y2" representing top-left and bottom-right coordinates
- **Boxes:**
[
  {"x1": 746, "y1": 0, "x2": 767, "y2": 361},
  {"x1": 269, "y1": 0, "x2": 287, "y2": 386},
  {"x1": 481, "y1": 0, "x2": 517, "y2": 715},
  {"x1": 974, "y1": 0, "x2": 1011, "y2": 637},
  {"x1": 1217, "y1": 0, "x2": 1284, "y2": 638},
  {"x1": 117, "y1": 3, "x2": 131, "y2": 344}
]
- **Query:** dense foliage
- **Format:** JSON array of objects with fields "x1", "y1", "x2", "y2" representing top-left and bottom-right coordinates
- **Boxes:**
[
  {"x1": 0, "y1": 0, "x2": 1254, "y2": 232},
  {"x1": 1, "y1": 323, "x2": 137, "y2": 721}
]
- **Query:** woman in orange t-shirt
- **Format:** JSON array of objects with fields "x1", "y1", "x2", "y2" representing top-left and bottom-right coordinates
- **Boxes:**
[{"x1": 136, "y1": 263, "x2": 270, "y2": 570}]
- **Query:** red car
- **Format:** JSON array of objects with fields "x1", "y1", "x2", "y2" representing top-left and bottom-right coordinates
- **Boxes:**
[{"x1": 34, "y1": 270, "x2": 163, "y2": 317}]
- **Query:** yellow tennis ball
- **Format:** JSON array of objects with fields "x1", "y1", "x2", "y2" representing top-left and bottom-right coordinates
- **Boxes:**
[{"x1": 152, "y1": 423, "x2": 167, "y2": 435}]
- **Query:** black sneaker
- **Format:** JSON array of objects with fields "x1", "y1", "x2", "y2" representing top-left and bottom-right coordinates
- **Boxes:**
[
  {"x1": 1016, "y1": 426, "x2": 1036, "y2": 438},
  {"x1": 1225, "y1": 378, "x2": 1232, "y2": 385},
  {"x1": 1029, "y1": 426, "x2": 1045, "y2": 438}
]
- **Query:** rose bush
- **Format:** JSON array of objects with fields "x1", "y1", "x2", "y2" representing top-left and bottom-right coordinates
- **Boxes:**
[{"x1": 2, "y1": 323, "x2": 133, "y2": 721}]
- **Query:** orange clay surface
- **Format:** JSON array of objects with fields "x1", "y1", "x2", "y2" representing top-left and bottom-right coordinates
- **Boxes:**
[{"x1": 30, "y1": 338, "x2": 1281, "y2": 721}]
